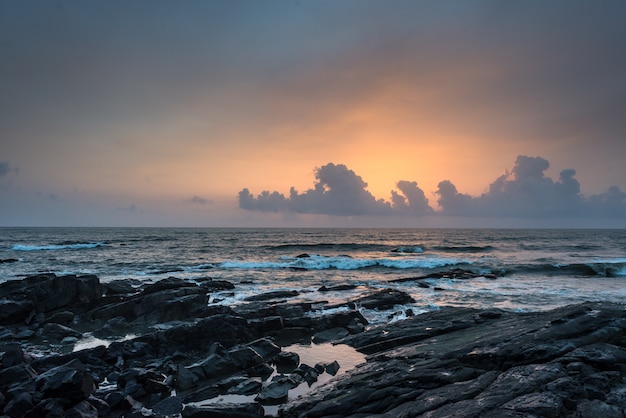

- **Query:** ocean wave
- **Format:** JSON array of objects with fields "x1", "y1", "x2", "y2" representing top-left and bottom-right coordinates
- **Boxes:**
[
  {"x1": 585, "y1": 259, "x2": 626, "y2": 277},
  {"x1": 268, "y1": 243, "x2": 390, "y2": 252},
  {"x1": 433, "y1": 245, "x2": 494, "y2": 253},
  {"x1": 11, "y1": 242, "x2": 106, "y2": 251},
  {"x1": 507, "y1": 259, "x2": 626, "y2": 277},
  {"x1": 219, "y1": 255, "x2": 470, "y2": 271},
  {"x1": 390, "y1": 246, "x2": 424, "y2": 254}
]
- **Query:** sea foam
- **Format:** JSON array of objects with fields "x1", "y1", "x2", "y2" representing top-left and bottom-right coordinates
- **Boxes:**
[{"x1": 11, "y1": 242, "x2": 106, "y2": 251}]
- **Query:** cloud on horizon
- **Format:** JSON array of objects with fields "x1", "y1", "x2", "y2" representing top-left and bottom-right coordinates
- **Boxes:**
[
  {"x1": 239, "y1": 156, "x2": 626, "y2": 219},
  {"x1": 0, "y1": 162, "x2": 9, "y2": 176}
]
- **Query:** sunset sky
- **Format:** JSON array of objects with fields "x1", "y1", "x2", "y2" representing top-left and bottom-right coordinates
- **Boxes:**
[{"x1": 1, "y1": 1, "x2": 625, "y2": 227}]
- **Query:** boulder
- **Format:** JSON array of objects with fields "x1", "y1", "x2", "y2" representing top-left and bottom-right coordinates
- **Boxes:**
[
  {"x1": 151, "y1": 396, "x2": 183, "y2": 416},
  {"x1": 182, "y1": 403, "x2": 264, "y2": 418},
  {"x1": 244, "y1": 290, "x2": 300, "y2": 301},
  {"x1": 348, "y1": 288, "x2": 415, "y2": 310},
  {"x1": 0, "y1": 274, "x2": 103, "y2": 322},
  {"x1": 274, "y1": 351, "x2": 300, "y2": 373},
  {"x1": 0, "y1": 300, "x2": 35, "y2": 325},
  {"x1": 39, "y1": 323, "x2": 82, "y2": 342},
  {"x1": 3, "y1": 392, "x2": 34, "y2": 417},
  {"x1": 35, "y1": 359, "x2": 95, "y2": 402}
]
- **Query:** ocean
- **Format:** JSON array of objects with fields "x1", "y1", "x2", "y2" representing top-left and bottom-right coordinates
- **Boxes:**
[{"x1": 2, "y1": 227, "x2": 626, "y2": 325}]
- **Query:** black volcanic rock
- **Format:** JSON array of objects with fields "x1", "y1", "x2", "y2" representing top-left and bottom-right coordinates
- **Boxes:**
[
  {"x1": 280, "y1": 302, "x2": 626, "y2": 417},
  {"x1": 347, "y1": 288, "x2": 415, "y2": 310},
  {"x1": 6, "y1": 271, "x2": 626, "y2": 417},
  {"x1": 0, "y1": 274, "x2": 102, "y2": 324},
  {"x1": 244, "y1": 290, "x2": 300, "y2": 301}
]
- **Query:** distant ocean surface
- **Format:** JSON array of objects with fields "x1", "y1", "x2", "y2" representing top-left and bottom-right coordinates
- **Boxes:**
[{"x1": 2, "y1": 228, "x2": 626, "y2": 324}]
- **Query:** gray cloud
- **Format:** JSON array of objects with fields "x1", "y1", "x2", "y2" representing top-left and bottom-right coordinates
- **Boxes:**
[
  {"x1": 240, "y1": 163, "x2": 393, "y2": 216},
  {"x1": 239, "y1": 163, "x2": 430, "y2": 216},
  {"x1": 0, "y1": 162, "x2": 9, "y2": 176},
  {"x1": 190, "y1": 196, "x2": 211, "y2": 204},
  {"x1": 241, "y1": 156, "x2": 626, "y2": 219},
  {"x1": 436, "y1": 155, "x2": 625, "y2": 218},
  {"x1": 390, "y1": 181, "x2": 433, "y2": 216}
]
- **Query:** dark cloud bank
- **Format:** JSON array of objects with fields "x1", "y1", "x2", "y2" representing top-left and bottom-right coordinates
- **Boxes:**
[{"x1": 239, "y1": 156, "x2": 626, "y2": 219}]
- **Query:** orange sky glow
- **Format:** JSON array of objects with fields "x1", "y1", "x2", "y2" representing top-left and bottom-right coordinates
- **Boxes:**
[{"x1": 1, "y1": 1, "x2": 625, "y2": 227}]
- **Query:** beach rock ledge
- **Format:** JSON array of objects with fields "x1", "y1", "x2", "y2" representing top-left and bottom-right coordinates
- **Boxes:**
[
  {"x1": 2, "y1": 273, "x2": 626, "y2": 417},
  {"x1": 281, "y1": 302, "x2": 626, "y2": 417}
]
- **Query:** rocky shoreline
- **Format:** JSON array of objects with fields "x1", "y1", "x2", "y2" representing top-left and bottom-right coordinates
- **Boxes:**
[{"x1": 2, "y1": 272, "x2": 626, "y2": 417}]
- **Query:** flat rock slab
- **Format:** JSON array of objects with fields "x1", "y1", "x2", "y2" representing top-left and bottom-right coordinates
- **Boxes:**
[{"x1": 281, "y1": 302, "x2": 626, "y2": 417}]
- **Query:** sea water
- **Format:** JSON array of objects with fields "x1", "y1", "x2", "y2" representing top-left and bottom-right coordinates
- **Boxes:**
[{"x1": 2, "y1": 227, "x2": 626, "y2": 324}]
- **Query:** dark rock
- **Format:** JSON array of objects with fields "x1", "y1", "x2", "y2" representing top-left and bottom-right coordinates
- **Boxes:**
[
  {"x1": 103, "y1": 279, "x2": 140, "y2": 295},
  {"x1": 244, "y1": 290, "x2": 300, "y2": 301},
  {"x1": 138, "y1": 276, "x2": 195, "y2": 295},
  {"x1": 281, "y1": 302, "x2": 626, "y2": 417},
  {"x1": 195, "y1": 277, "x2": 236, "y2": 291},
  {"x1": 39, "y1": 323, "x2": 83, "y2": 342},
  {"x1": 248, "y1": 362, "x2": 274, "y2": 380},
  {"x1": 3, "y1": 392, "x2": 34, "y2": 418},
  {"x1": 324, "y1": 360, "x2": 340, "y2": 376},
  {"x1": 274, "y1": 351, "x2": 300, "y2": 373},
  {"x1": 92, "y1": 316, "x2": 130, "y2": 338},
  {"x1": 347, "y1": 288, "x2": 415, "y2": 310},
  {"x1": 256, "y1": 375, "x2": 301, "y2": 405},
  {"x1": 0, "y1": 343, "x2": 30, "y2": 367},
  {"x1": 22, "y1": 398, "x2": 66, "y2": 418},
  {"x1": 64, "y1": 400, "x2": 99, "y2": 418},
  {"x1": 0, "y1": 274, "x2": 102, "y2": 322},
  {"x1": 0, "y1": 299, "x2": 35, "y2": 325},
  {"x1": 35, "y1": 359, "x2": 95, "y2": 402},
  {"x1": 0, "y1": 363, "x2": 38, "y2": 392},
  {"x1": 151, "y1": 396, "x2": 183, "y2": 416},
  {"x1": 273, "y1": 327, "x2": 312, "y2": 346},
  {"x1": 293, "y1": 364, "x2": 319, "y2": 386},
  {"x1": 86, "y1": 394, "x2": 111, "y2": 416},
  {"x1": 261, "y1": 315, "x2": 284, "y2": 331},
  {"x1": 229, "y1": 346, "x2": 264, "y2": 369},
  {"x1": 312, "y1": 327, "x2": 349, "y2": 343},
  {"x1": 48, "y1": 311, "x2": 75, "y2": 325},
  {"x1": 246, "y1": 337, "x2": 282, "y2": 359},
  {"x1": 182, "y1": 403, "x2": 265, "y2": 418},
  {"x1": 84, "y1": 285, "x2": 209, "y2": 326},
  {"x1": 318, "y1": 284, "x2": 357, "y2": 292},
  {"x1": 226, "y1": 377, "x2": 263, "y2": 395},
  {"x1": 389, "y1": 268, "x2": 487, "y2": 283},
  {"x1": 175, "y1": 364, "x2": 201, "y2": 391}
]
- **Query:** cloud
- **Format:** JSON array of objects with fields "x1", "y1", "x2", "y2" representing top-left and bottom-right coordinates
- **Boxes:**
[
  {"x1": 240, "y1": 156, "x2": 626, "y2": 219},
  {"x1": 240, "y1": 163, "x2": 393, "y2": 216},
  {"x1": 238, "y1": 163, "x2": 430, "y2": 216},
  {"x1": 436, "y1": 155, "x2": 625, "y2": 218},
  {"x1": 190, "y1": 195, "x2": 211, "y2": 204},
  {"x1": 0, "y1": 162, "x2": 18, "y2": 177},
  {"x1": 390, "y1": 181, "x2": 433, "y2": 215}
]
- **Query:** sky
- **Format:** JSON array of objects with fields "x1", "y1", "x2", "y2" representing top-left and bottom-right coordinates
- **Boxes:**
[{"x1": 1, "y1": 1, "x2": 625, "y2": 228}]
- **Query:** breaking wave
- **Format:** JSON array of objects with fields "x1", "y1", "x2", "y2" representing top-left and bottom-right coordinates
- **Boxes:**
[
  {"x1": 218, "y1": 255, "x2": 470, "y2": 271},
  {"x1": 11, "y1": 242, "x2": 106, "y2": 251}
]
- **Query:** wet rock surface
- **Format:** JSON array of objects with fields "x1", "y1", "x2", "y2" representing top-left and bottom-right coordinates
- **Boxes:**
[
  {"x1": 2, "y1": 273, "x2": 626, "y2": 417},
  {"x1": 281, "y1": 302, "x2": 626, "y2": 417}
]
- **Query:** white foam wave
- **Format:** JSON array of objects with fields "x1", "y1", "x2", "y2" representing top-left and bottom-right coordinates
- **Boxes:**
[
  {"x1": 219, "y1": 255, "x2": 469, "y2": 271},
  {"x1": 11, "y1": 242, "x2": 106, "y2": 251}
]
